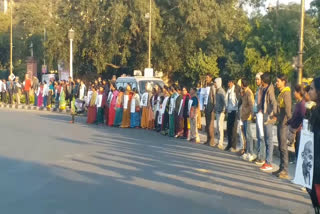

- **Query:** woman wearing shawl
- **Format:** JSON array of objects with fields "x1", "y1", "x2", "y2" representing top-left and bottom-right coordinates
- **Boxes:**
[
  {"x1": 121, "y1": 84, "x2": 133, "y2": 128},
  {"x1": 108, "y1": 83, "x2": 118, "y2": 126},
  {"x1": 130, "y1": 88, "x2": 141, "y2": 128},
  {"x1": 175, "y1": 86, "x2": 191, "y2": 139},
  {"x1": 141, "y1": 83, "x2": 152, "y2": 129},
  {"x1": 147, "y1": 88, "x2": 156, "y2": 130},
  {"x1": 96, "y1": 85, "x2": 105, "y2": 125},
  {"x1": 37, "y1": 83, "x2": 44, "y2": 107},
  {"x1": 114, "y1": 87, "x2": 124, "y2": 127},
  {"x1": 159, "y1": 86, "x2": 170, "y2": 134},
  {"x1": 87, "y1": 86, "x2": 98, "y2": 124},
  {"x1": 169, "y1": 85, "x2": 179, "y2": 137}
]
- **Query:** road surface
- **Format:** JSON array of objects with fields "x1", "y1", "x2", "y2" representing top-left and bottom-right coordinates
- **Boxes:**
[{"x1": 0, "y1": 108, "x2": 313, "y2": 214}]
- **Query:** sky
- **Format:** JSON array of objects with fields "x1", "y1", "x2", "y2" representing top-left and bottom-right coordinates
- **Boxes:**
[
  {"x1": 246, "y1": 0, "x2": 314, "y2": 16},
  {"x1": 268, "y1": 0, "x2": 313, "y2": 9}
]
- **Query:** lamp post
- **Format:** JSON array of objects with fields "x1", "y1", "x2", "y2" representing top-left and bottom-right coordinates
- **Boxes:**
[
  {"x1": 10, "y1": 0, "x2": 13, "y2": 75},
  {"x1": 68, "y1": 28, "x2": 74, "y2": 79},
  {"x1": 145, "y1": 0, "x2": 152, "y2": 68},
  {"x1": 297, "y1": 0, "x2": 305, "y2": 85}
]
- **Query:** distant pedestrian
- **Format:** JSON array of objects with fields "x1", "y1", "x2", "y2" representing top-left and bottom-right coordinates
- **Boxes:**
[
  {"x1": 189, "y1": 87, "x2": 200, "y2": 143},
  {"x1": 87, "y1": 86, "x2": 98, "y2": 124},
  {"x1": 121, "y1": 84, "x2": 133, "y2": 128},
  {"x1": 1, "y1": 79, "x2": 6, "y2": 103},
  {"x1": 204, "y1": 74, "x2": 216, "y2": 146},
  {"x1": 287, "y1": 85, "x2": 306, "y2": 161},
  {"x1": 130, "y1": 88, "x2": 141, "y2": 128},
  {"x1": 168, "y1": 85, "x2": 178, "y2": 137},
  {"x1": 214, "y1": 77, "x2": 226, "y2": 150},
  {"x1": 254, "y1": 72, "x2": 266, "y2": 166},
  {"x1": 114, "y1": 87, "x2": 124, "y2": 127},
  {"x1": 240, "y1": 79, "x2": 255, "y2": 162},
  {"x1": 96, "y1": 85, "x2": 105, "y2": 125},
  {"x1": 32, "y1": 76, "x2": 39, "y2": 106},
  {"x1": 37, "y1": 83, "x2": 44, "y2": 107},
  {"x1": 107, "y1": 83, "x2": 118, "y2": 126},
  {"x1": 273, "y1": 75, "x2": 292, "y2": 179},
  {"x1": 225, "y1": 79, "x2": 238, "y2": 151},
  {"x1": 259, "y1": 73, "x2": 277, "y2": 172},
  {"x1": 24, "y1": 74, "x2": 32, "y2": 105}
]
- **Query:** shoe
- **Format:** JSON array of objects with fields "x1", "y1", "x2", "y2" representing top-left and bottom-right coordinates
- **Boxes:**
[
  {"x1": 238, "y1": 149, "x2": 245, "y2": 156},
  {"x1": 195, "y1": 138, "x2": 201, "y2": 144},
  {"x1": 260, "y1": 163, "x2": 273, "y2": 171},
  {"x1": 272, "y1": 169, "x2": 282, "y2": 176},
  {"x1": 241, "y1": 153, "x2": 248, "y2": 161},
  {"x1": 277, "y1": 171, "x2": 289, "y2": 179},
  {"x1": 224, "y1": 146, "x2": 231, "y2": 151},
  {"x1": 248, "y1": 154, "x2": 257, "y2": 162},
  {"x1": 229, "y1": 148, "x2": 238, "y2": 153},
  {"x1": 217, "y1": 144, "x2": 224, "y2": 150},
  {"x1": 255, "y1": 160, "x2": 265, "y2": 166}
]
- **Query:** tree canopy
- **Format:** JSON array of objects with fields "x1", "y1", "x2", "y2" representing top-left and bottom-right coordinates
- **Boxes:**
[{"x1": 0, "y1": 0, "x2": 319, "y2": 85}]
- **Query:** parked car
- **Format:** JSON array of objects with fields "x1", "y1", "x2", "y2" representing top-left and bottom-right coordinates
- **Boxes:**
[{"x1": 115, "y1": 76, "x2": 164, "y2": 96}]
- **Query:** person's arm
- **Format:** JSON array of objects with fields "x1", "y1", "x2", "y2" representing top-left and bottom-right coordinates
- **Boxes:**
[
  {"x1": 284, "y1": 91, "x2": 292, "y2": 119},
  {"x1": 269, "y1": 87, "x2": 278, "y2": 118}
]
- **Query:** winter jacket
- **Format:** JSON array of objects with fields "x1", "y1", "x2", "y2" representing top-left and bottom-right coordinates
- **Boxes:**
[{"x1": 277, "y1": 86, "x2": 292, "y2": 126}]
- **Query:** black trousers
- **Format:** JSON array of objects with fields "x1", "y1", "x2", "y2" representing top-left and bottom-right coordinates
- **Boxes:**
[
  {"x1": 295, "y1": 130, "x2": 301, "y2": 159},
  {"x1": 8, "y1": 91, "x2": 13, "y2": 104},
  {"x1": 227, "y1": 111, "x2": 237, "y2": 149},
  {"x1": 205, "y1": 110, "x2": 215, "y2": 145},
  {"x1": 277, "y1": 124, "x2": 289, "y2": 173},
  {"x1": 25, "y1": 91, "x2": 30, "y2": 105},
  {"x1": 1, "y1": 92, "x2": 6, "y2": 103}
]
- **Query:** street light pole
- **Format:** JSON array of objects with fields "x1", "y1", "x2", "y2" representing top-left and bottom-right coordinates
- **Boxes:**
[
  {"x1": 10, "y1": 0, "x2": 13, "y2": 75},
  {"x1": 68, "y1": 28, "x2": 75, "y2": 79},
  {"x1": 148, "y1": 0, "x2": 152, "y2": 68},
  {"x1": 298, "y1": 0, "x2": 305, "y2": 85},
  {"x1": 275, "y1": 0, "x2": 279, "y2": 74}
]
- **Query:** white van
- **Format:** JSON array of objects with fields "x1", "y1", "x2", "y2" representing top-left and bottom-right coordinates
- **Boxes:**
[{"x1": 115, "y1": 76, "x2": 164, "y2": 96}]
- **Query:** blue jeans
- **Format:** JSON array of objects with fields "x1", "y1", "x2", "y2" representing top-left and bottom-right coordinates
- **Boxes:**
[
  {"x1": 264, "y1": 124, "x2": 274, "y2": 164},
  {"x1": 243, "y1": 120, "x2": 253, "y2": 154},
  {"x1": 256, "y1": 122, "x2": 266, "y2": 160},
  {"x1": 34, "y1": 94, "x2": 38, "y2": 106},
  {"x1": 43, "y1": 96, "x2": 47, "y2": 107}
]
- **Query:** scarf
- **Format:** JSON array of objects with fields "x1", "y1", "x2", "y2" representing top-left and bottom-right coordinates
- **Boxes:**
[
  {"x1": 278, "y1": 86, "x2": 291, "y2": 108},
  {"x1": 90, "y1": 91, "x2": 97, "y2": 107}
]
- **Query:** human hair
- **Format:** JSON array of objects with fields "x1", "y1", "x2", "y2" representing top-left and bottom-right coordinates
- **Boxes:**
[
  {"x1": 119, "y1": 87, "x2": 124, "y2": 92},
  {"x1": 310, "y1": 77, "x2": 320, "y2": 131},
  {"x1": 261, "y1": 73, "x2": 271, "y2": 85},
  {"x1": 132, "y1": 88, "x2": 138, "y2": 93},
  {"x1": 191, "y1": 87, "x2": 197, "y2": 92},
  {"x1": 305, "y1": 85, "x2": 311, "y2": 93},
  {"x1": 277, "y1": 74, "x2": 288, "y2": 84},
  {"x1": 294, "y1": 84, "x2": 305, "y2": 97},
  {"x1": 241, "y1": 79, "x2": 249, "y2": 88}
]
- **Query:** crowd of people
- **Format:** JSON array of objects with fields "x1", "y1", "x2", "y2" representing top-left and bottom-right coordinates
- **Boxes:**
[{"x1": 0, "y1": 72, "x2": 319, "y2": 213}]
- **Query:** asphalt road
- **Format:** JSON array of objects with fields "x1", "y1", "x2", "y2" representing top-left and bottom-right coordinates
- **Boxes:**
[{"x1": 0, "y1": 108, "x2": 313, "y2": 214}]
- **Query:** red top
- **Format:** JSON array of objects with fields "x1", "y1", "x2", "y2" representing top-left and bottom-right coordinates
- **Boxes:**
[{"x1": 24, "y1": 79, "x2": 32, "y2": 91}]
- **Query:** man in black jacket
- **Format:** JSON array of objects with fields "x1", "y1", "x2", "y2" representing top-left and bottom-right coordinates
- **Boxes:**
[{"x1": 204, "y1": 74, "x2": 216, "y2": 146}]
